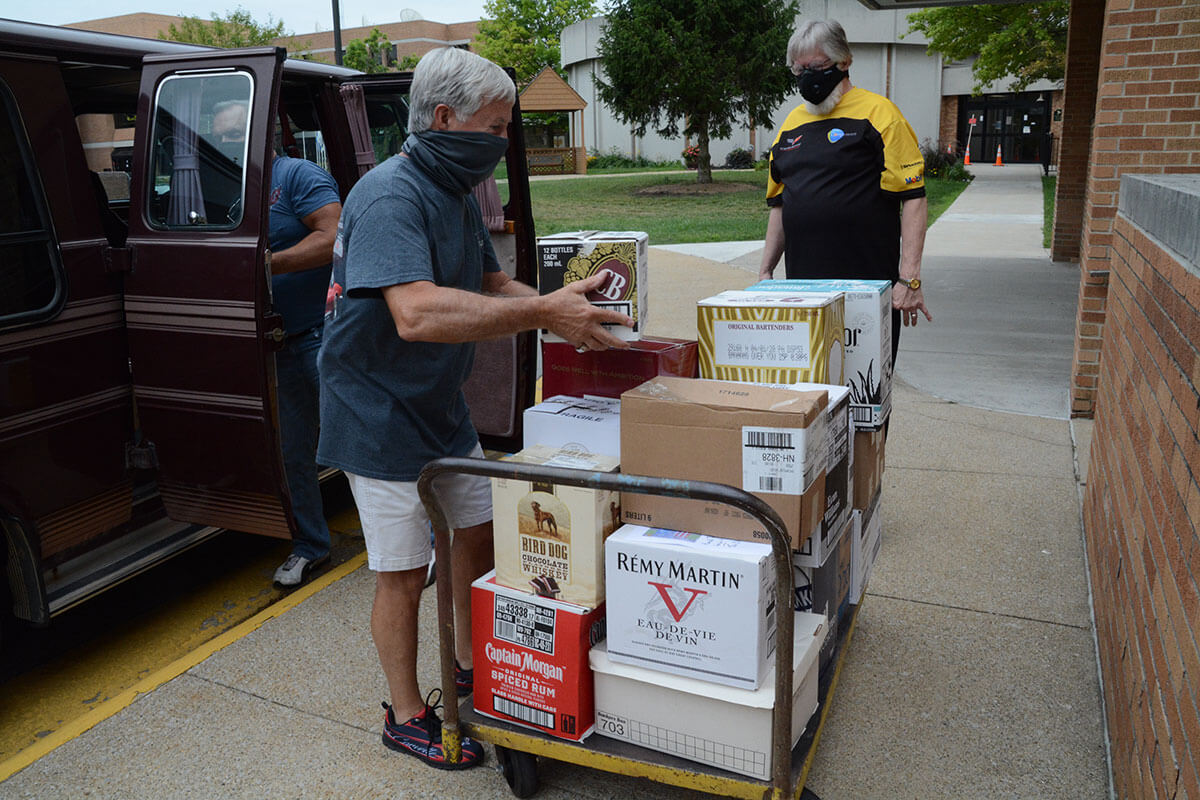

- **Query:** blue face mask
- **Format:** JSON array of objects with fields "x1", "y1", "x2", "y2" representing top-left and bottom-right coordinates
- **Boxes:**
[{"x1": 402, "y1": 130, "x2": 509, "y2": 195}]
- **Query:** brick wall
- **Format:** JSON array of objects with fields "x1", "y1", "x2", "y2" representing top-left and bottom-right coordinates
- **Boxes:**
[
  {"x1": 1084, "y1": 174, "x2": 1200, "y2": 800},
  {"x1": 1068, "y1": 0, "x2": 1200, "y2": 417},
  {"x1": 938, "y1": 95, "x2": 959, "y2": 154}
]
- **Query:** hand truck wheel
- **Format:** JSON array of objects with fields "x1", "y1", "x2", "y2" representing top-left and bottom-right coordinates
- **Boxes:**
[{"x1": 494, "y1": 744, "x2": 539, "y2": 797}]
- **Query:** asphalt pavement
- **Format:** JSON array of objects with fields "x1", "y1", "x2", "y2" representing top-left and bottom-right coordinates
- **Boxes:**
[{"x1": 0, "y1": 163, "x2": 1110, "y2": 799}]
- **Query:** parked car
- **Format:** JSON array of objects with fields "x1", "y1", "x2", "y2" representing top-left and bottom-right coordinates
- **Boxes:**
[{"x1": 0, "y1": 19, "x2": 537, "y2": 641}]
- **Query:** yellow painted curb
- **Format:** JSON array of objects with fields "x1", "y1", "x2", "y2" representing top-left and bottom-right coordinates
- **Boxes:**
[{"x1": 0, "y1": 552, "x2": 368, "y2": 783}]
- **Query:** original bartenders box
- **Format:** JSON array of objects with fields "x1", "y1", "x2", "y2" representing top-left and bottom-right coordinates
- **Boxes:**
[
  {"x1": 538, "y1": 231, "x2": 648, "y2": 342},
  {"x1": 541, "y1": 336, "x2": 699, "y2": 400},
  {"x1": 620, "y1": 377, "x2": 827, "y2": 548},
  {"x1": 697, "y1": 290, "x2": 845, "y2": 385},
  {"x1": 787, "y1": 382, "x2": 852, "y2": 568},
  {"x1": 493, "y1": 445, "x2": 621, "y2": 608},
  {"x1": 748, "y1": 279, "x2": 893, "y2": 429},
  {"x1": 853, "y1": 428, "x2": 886, "y2": 511},
  {"x1": 522, "y1": 395, "x2": 621, "y2": 460},
  {"x1": 604, "y1": 524, "x2": 776, "y2": 689},
  {"x1": 589, "y1": 611, "x2": 827, "y2": 780},
  {"x1": 472, "y1": 572, "x2": 606, "y2": 742}
]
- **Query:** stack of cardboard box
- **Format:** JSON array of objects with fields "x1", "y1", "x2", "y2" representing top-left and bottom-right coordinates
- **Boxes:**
[{"x1": 470, "y1": 243, "x2": 889, "y2": 774}]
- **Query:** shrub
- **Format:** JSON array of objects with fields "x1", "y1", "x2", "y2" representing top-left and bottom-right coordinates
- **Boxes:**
[
  {"x1": 587, "y1": 146, "x2": 669, "y2": 170},
  {"x1": 920, "y1": 140, "x2": 972, "y2": 182},
  {"x1": 724, "y1": 147, "x2": 754, "y2": 169}
]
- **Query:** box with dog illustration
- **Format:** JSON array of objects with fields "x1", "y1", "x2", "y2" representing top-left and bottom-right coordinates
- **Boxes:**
[
  {"x1": 492, "y1": 445, "x2": 621, "y2": 608},
  {"x1": 538, "y1": 231, "x2": 648, "y2": 342}
]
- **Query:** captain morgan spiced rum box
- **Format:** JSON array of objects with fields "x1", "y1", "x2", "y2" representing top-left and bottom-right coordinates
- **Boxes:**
[
  {"x1": 538, "y1": 231, "x2": 648, "y2": 342},
  {"x1": 604, "y1": 524, "x2": 777, "y2": 690}
]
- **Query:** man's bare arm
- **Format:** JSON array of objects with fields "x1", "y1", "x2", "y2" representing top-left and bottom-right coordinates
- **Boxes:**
[
  {"x1": 382, "y1": 272, "x2": 630, "y2": 349},
  {"x1": 269, "y1": 202, "x2": 342, "y2": 275},
  {"x1": 758, "y1": 206, "x2": 785, "y2": 282}
]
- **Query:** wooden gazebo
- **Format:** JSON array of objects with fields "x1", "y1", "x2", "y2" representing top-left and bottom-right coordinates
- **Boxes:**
[{"x1": 518, "y1": 66, "x2": 588, "y2": 175}]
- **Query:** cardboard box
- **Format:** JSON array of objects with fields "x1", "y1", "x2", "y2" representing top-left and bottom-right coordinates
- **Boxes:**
[
  {"x1": 853, "y1": 429, "x2": 885, "y2": 511},
  {"x1": 493, "y1": 445, "x2": 621, "y2": 608},
  {"x1": 619, "y1": 377, "x2": 827, "y2": 548},
  {"x1": 748, "y1": 279, "x2": 894, "y2": 429},
  {"x1": 590, "y1": 611, "x2": 827, "y2": 780},
  {"x1": 541, "y1": 337, "x2": 698, "y2": 400},
  {"x1": 605, "y1": 524, "x2": 777, "y2": 689},
  {"x1": 697, "y1": 290, "x2": 845, "y2": 385},
  {"x1": 472, "y1": 572, "x2": 606, "y2": 741},
  {"x1": 522, "y1": 395, "x2": 621, "y2": 460},
  {"x1": 851, "y1": 489, "x2": 882, "y2": 604},
  {"x1": 538, "y1": 231, "x2": 648, "y2": 342},
  {"x1": 787, "y1": 383, "x2": 852, "y2": 568},
  {"x1": 793, "y1": 519, "x2": 852, "y2": 674}
]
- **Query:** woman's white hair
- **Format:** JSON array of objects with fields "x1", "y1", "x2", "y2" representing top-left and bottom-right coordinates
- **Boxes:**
[
  {"x1": 407, "y1": 47, "x2": 516, "y2": 134},
  {"x1": 787, "y1": 20, "x2": 853, "y2": 73}
]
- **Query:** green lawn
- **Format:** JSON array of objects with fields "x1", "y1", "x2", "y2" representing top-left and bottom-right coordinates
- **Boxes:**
[{"x1": 526, "y1": 172, "x2": 971, "y2": 245}]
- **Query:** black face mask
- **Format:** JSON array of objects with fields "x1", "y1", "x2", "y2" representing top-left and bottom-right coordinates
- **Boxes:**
[
  {"x1": 216, "y1": 140, "x2": 245, "y2": 165},
  {"x1": 797, "y1": 65, "x2": 848, "y2": 106}
]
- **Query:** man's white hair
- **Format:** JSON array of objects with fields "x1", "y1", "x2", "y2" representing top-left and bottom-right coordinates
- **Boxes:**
[
  {"x1": 787, "y1": 20, "x2": 853, "y2": 73},
  {"x1": 407, "y1": 47, "x2": 516, "y2": 134}
]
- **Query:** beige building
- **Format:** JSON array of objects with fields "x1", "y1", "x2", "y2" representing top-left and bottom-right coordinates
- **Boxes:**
[{"x1": 63, "y1": 12, "x2": 480, "y2": 171}]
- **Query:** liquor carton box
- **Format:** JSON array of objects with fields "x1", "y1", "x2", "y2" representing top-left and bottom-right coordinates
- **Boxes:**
[
  {"x1": 853, "y1": 429, "x2": 885, "y2": 511},
  {"x1": 786, "y1": 383, "x2": 852, "y2": 568},
  {"x1": 748, "y1": 279, "x2": 894, "y2": 429},
  {"x1": 697, "y1": 290, "x2": 845, "y2": 386},
  {"x1": 522, "y1": 395, "x2": 621, "y2": 460},
  {"x1": 493, "y1": 445, "x2": 621, "y2": 608},
  {"x1": 620, "y1": 377, "x2": 827, "y2": 548},
  {"x1": 472, "y1": 572, "x2": 606, "y2": 742},
  {"x1": 792, "y1": 518, "x2": 852, "y2": 674},
  {"x1": 851, "y1": 489, "x2": 883, "y2": 604},
  {"x1": 541, "y1": 337, "x2": 698, "y2": 400},
  {"x1": 589, "y1": 611, "x2": 827, "y2": 780},
  {"x1": 604, "y1": 524, "x2": 776, "y2": 690},
  {"x1": 538, "y1": 231, "x2": 648, "y2": 342}
]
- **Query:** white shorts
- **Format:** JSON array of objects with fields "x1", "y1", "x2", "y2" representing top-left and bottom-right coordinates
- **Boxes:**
[{"x1": 345, "y1": 445, "x2": 493, "y2": 572}]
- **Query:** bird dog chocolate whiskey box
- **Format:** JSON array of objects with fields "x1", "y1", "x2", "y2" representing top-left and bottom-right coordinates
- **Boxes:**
[
  {"x1": 537, "y1": 231, "x2": 648, "y2": 342},
  {"x1": 493, "y1": 445, "x2": 621, "y2": 609}
]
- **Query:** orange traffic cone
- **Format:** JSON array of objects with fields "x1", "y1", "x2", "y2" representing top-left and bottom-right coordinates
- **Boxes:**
[
  {"x1": 964, "y1": 149, "x2": 971, "y2": 166},
  {"x1": 994, "y1": 145, "x2": 1003, "y2": 166}
]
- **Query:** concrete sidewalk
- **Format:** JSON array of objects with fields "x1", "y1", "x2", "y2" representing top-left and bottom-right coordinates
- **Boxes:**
[{"x1": 0, "y1": 165, "x2": 1110, "y2": 799}]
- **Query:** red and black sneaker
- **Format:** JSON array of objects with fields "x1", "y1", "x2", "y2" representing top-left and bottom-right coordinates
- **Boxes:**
[
  {"x1": 454, "y1": 661, "x2": 473, "y2": 697},
  {"x1": 381, "y1": 690, "x2": 484, "y2": 770}
]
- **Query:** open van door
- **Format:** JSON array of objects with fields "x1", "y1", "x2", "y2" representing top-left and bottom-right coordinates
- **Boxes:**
[
  {"x1": 123, "y1": 48, "x2": 293, "y2": 538},
  {"x1": 336, "y1": 73, "x2": 538, "y2": 454}
]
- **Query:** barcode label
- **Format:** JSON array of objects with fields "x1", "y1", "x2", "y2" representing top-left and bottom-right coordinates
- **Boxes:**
[
  {"x1": 742, "y1": 426, "x2": 807, "y2": 495},
  {"x1": 494, "y1": 596, "x2": 556, "y2": 654},
  {"x1": 745, "y1": 430, "x2": 793, "y2": 449},
  {"x1": 493, "y1": 695, "x2": 555, "y2": 730}
]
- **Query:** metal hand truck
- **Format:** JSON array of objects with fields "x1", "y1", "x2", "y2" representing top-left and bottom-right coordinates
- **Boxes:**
[{"x1": 418, "y1": 456, "x2": 861, "y2": 800}]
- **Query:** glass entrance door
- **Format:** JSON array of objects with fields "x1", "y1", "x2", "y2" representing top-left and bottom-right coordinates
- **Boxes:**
[{"x1": 960, "y1": 92, "x2": 1051, "y2": 164}]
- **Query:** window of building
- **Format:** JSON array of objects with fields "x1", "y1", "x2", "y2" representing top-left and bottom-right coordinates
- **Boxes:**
[
  {"x1": 0, "y1": 80, "x2": 65, "y2": 327},
  {"x1": 147, "y1": 71, "x2": 254, "y2": 229}
]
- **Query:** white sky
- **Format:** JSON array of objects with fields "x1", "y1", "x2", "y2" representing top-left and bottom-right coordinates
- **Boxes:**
[{"x1": 6, "y1": 1, "x2": 491, "y2": 32}]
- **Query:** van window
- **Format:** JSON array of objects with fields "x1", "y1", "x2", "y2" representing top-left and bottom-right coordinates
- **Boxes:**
[
  {"x1": 0, "y1": 80, "x2": 65, "y2": 326},
  {"x1": 147, "y1": 71, "x2": 253, "y2": 230}
]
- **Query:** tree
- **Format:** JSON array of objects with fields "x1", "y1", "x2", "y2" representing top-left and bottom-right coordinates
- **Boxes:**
[
  {"x1": 344, "y1": 28, "x2": 392, "y2": 74},
  {"x1": 596, "y1": 0, "x2": 797, "y2": 183},
  {"x1": 906, "y1": 2, "x2": 1069, "y2": 94},
  {"x1": 474, "y1": 0, "x2": 598, "y2": 85},
  {"x1": 159, "y1": 7, "x2": 288, "y2": 47}
]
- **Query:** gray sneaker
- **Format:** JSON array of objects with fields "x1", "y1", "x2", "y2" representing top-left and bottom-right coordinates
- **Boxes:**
[{"x1": 274, "y1": 553, "x2": 329, "y2": 587}]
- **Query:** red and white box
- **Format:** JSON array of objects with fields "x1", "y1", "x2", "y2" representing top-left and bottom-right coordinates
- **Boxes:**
[
  {"x1": 541, "y1": 336, "x2": 699, "y2": 400},
  {"x1": 471, "y1": 571, "x2": 606, "y2": 742}
]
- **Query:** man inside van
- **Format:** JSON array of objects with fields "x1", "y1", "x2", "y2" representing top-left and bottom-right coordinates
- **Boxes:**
[
  {"x1": 317, "y1": 47, "x2": 630, "y2": 769},
  {"x1": 212, "y1": 100, "x2": 343, "y2": 588}
]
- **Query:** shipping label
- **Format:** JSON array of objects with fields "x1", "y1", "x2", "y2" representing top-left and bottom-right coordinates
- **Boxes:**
[
  {"x1": 493, "y1": 595, "x2": 556, "y2": 654},
  {"x1": 714, "y1": 320, "x2": 811, "y2": 369},
  {"x1": 741, "y1": 426, "x2": 810, "y2": 494}
]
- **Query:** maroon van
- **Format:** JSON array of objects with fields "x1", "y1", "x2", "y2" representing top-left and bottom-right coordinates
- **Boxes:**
[{"x1": 0, "y1": 20, "x2": 537, "y2": 637}]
